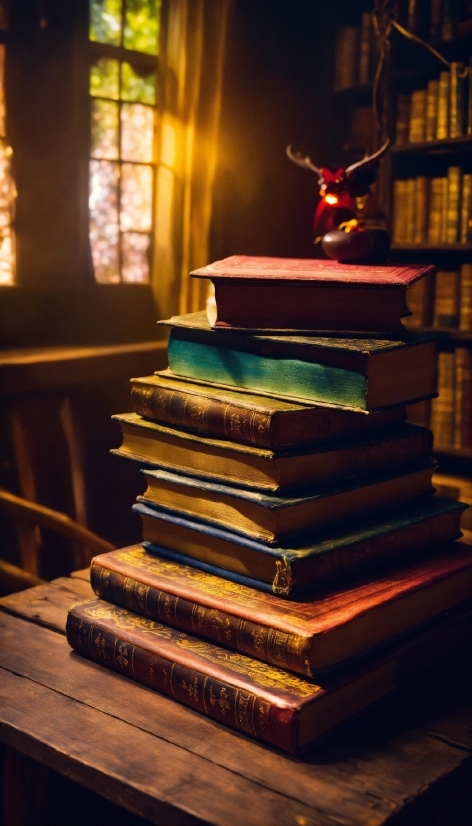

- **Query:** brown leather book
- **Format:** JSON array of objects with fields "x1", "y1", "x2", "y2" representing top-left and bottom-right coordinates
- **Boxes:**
[
  {"x1": 395, "y1": 95, "x2": 410, "y2": 146},
  {"x1": 66, "y1": 597, "x2": 472, "y2": 754},
  {"x1": 433, "y1": 270, "x2": 460, "y2": 328},
  {"x1": 436, "y1": 71, "x2": 450, "y2": 140},
  {"x1": 425, "y1": 79, "x2": 439, "y2": 141},
  {"x1": 460, "y1": 174, "x2": 472, "y2": 243},
  {"x1": 430, "y1": 351, "x2": 455, "y2": 447},
  {"x1": 446, "y1": 166, "x2": 462, "y2": 244},
  {"x1": 113, "y1": 414, "x2": 432, "y2": 494},
  {"x1": 459, "y1": 264, "x2": 472, "y2": 331},
  {"x1": 449, "y1": 62, "x2": 466, "y2": 138},
  {"x1": 90, "y1": 540, "x2": 472, "y2": 678},
  {"x1": 408, "y1": 89, "x2": 427, "y2": 143},
  {"x1": 129, "y1": 373, "x2": 406, "y2": 452},
  {"x1": 414, "y1": 176, "x2": 429, "y2": 243}
]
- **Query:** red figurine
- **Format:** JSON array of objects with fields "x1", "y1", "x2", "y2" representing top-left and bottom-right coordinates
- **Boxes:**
[{"x1": 286, "y1": 139, "x2": 390, "y2": 262}]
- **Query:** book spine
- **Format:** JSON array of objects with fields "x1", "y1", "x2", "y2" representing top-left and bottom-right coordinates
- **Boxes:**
[
  {"x1": 440, "y1": 176, "x2": 449, "y2": 244},
  {"x1": 441, "y1": 0, "x2": 456, "y2": 40},
  {"x1": 453, "y1": 347, "x2": 467, "y2": 449},
  {"x1": 425, "y1": 80, "x2": 439, "y2": 141},
  {"x1": 392, "y1": 180, "x2": 407, "y2": 242},
  {"x1": 66, "y1": 606, "x2": 297, "y2": 753},
  {"x1": 404, "y1": 178, "x2": 416, "y2": 243},
  {"x1": 459, "y1": 264, "x2": 472, "y2": 332},
  {"x1": 449, "y1": 62, "x2": 466, "y2": 138},
  {"x1": 334, "y1": 26, "x2": 359, "y2": 91},
  {"x1": 90, "y1": 561, "x2": 312, "y2": 677},
  {"x1": 430, "y1": 351, "x2": 455, "y2": 447},
  {"x1": 395, "y1": 95, "x2": 411, "y2": 146},
  {"x1": 460, "y1": 174, "x2": 472, "y2": 243},
  {"x1": 436, "y1": 71, "x2": 450, "y2": 140},
  {"x1": 408, "y1": 90, "x2": 427, "y2": 143},
  {"x1": 468, "y1": 57, "x2": 472, "y2": 136},
  {"x1": 430, "y1": 0, "x2": 442, "y2": 39},
  {"x1": 434, "y1": 270, "x2": 460, "y2": 328},
  {"x1": 358, "y1": 12, "x2": 371, "y2": 85},
  {"x1": 428, "y1": 178, "x2": 445, "y2": 245},
  {"x1": 414, "y1": 176, "x2": 429, "y2": 243},
  {"x1": 131, "y1": 383, "x2": 273, "y2": 449},
  {"x1": 460, "y1": 350, "x2": 472, "y2": 449},
  {"x1": 446, "y1": 166, "x2": 462, "y2": 244}
]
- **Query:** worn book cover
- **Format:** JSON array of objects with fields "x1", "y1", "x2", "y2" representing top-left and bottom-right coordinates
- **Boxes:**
[
  {"x1": 136, "y1": 496, "x2": 466, "y2": 595},
  {"x1": 138, "y1": 461, "x2": 436, "y2": 543},
  {"x1": 130, "y1": 372, "x2": 406, "y2": 451},
  {"x1": 90, "y1": 542, "x2": 472, "y2": 677},
  {"x1": 187, "y1": 256, "x2": 434, "y2": 335},
  {"x1": 112, "y1": 413, "x2": 433, "y2": 493},
  {"x1": 159, "y1": 311, "x2": 438, "y2": 410},
  {"x1": 66, "y1": 599, "x2": 472, "y2": 754}
]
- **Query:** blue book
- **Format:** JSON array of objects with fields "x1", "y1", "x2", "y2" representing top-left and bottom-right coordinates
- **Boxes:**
[
  {"x1": 137, "y1": 461, "x2": 437, "y2": 543},
  {"x1": 158, "y1": 311, "x2": 439, "y2": 410},
  {"x1": 134, "y1": 496, "x2": 467, "y2": 596}
]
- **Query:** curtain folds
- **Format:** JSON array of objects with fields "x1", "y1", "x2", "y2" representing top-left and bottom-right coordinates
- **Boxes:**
[{"x1": 151, "y1": 0, "x2": 230, "y2": 320}]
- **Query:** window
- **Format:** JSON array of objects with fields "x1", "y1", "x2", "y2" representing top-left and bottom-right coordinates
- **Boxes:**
[
  {"x1": 0, "y1": 2, "x2": 15, "y2": 286},
  {"x1": 88, "y1": 0, "x2": 161, "y2": 284}
]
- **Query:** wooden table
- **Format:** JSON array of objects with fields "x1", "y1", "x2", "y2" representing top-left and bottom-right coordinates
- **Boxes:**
[{"x1": 0, "y1": 572, "x2": 471, "y2": 826}]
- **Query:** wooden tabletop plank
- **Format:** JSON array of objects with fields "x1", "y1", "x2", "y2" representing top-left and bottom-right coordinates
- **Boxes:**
[
  {"x1": 0, "y1": 667, "x2": 332, "y2": 826},
  {"x1": 0, "y1": 341, "x2": 166, "y2": 395},
  {"x1": 0, "y1": 610, "x2": 470, "y2": 826},
  {"x1": 71, "y1": 568, "x2": 92, "y2": 581},
  {"x1": 0, "y1": 577, "x2": 94, "y2": 633}
]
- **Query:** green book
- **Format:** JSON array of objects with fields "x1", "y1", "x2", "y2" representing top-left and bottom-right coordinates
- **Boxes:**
[{"x1": 159, "y1": 311, "x2": 438, "y2": 411}]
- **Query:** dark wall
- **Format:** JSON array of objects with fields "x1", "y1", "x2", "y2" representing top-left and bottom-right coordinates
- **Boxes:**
[{"x1": 210, "y1": 0, "x2": 368, "y2": 262}]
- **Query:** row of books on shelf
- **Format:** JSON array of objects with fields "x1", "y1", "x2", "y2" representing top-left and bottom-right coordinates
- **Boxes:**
[
  {"x1": 408, "y1": 347, "x2": 472, "y2": 450},
  {"x1": 397, "y1": 0, "x2": 472, "y2": 42},
  {"x1": 405, "y1": 263, "x2": 472, "y2": 330},
  {"x1": 392, "y1": 168, "x2": 472, "y2": 245},
  {"x1": 334, "y1": 10, "x2": 472, "y2": 94},
  {"x1": 333, "y1": 17, "x2": 375, "y2": 91},
  {"x1": 396, "y1": 62, "x2": 472, "y2": 145}
]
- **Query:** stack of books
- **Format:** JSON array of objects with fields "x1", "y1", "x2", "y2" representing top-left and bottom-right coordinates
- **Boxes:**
[{"x1": 66, "y1": 256, "x2": 472, "y2": 754}]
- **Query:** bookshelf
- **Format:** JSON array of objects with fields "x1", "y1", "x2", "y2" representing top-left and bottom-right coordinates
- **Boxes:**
[{"x1": 332, "y1": 5, "x2": 472, "y2": 531}]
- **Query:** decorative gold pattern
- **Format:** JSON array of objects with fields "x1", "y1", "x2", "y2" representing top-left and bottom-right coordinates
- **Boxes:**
[
  {"x1": 113, "y1": 548, "x2": 297, "y2": 610},
  {"x1": 81, "y1": 602, "x2": 318, "y2": 696},
  {"x1": 176, "y1": 636, "x2": 317, "y2": 696}
]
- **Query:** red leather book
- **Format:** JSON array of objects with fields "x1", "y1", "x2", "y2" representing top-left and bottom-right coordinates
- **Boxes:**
[
  {"x1": 190, "y1": 255, "x2": 435, "y2": 335},
  {"x1": 90, "y1": 541, "x2": 472, "y2": 677},
  {"x1": 66, "y1": 598, "x2": 471, "y2": 754}
]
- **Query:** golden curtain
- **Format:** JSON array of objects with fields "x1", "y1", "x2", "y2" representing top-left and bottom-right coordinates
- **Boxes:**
[{"x1": 151, "y1": 0, "x2": 230, "y2": 320}]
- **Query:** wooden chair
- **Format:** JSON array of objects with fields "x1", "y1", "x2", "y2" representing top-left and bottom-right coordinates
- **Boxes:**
[{"x1": 0, "y1": 488, "x2": 114, "y2": 593}]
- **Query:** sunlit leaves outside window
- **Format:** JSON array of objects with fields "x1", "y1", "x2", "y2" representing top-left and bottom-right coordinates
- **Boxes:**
[
  {"x1": 89, "y1": 0, "x2": 160, "y2": 283},
  {"x1": 0, "y1": 43, "x2": 15, "y2": 285}
]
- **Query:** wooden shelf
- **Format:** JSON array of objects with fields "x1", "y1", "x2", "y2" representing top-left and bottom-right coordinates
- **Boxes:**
[
  {"x1": 410, "y1": 327, "x2": 472, "y2": 342},
  {"x1": 391, "y1": 243, "x2": 472, "y2": 252},
  {"x1": 391, "y1": 136, "x2": 472, "y2": 154},
  {"x1": 434, "y1": 446, "x2": 472, "y2": 460},
  {"x1": 0, "y1": 341, "x2": 167, "y2": 395}
]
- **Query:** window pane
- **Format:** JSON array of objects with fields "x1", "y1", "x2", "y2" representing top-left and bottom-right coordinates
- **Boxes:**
[
  {"x1": 124, "y1": 0, "x2": 160, "y2": 55},
  {"x1": 0, "y1": 142, "x2": 14, "y2": 285},
  {"x1": 90, "y1": 0, "x2": 122, "y2": 46},
  {"x1": 121, "y1": 103, "x2": 154, "y2": 162},
  {"x1": 89, "y1": 160, "x2": 120, "y2": 282},
  {"x1": 122, "y1": 232, "x2": 150, "y2": 282},
  {"x1": 90, "y1": 58, "x2": 120, "y2": 99},
  {"x1": 120, "y1": 163, "x2": 153, "y2": 231},
  {"x1": 91, "y1": 99, "x2": 119, "y2": 159},
  {"x1": 121, "y1": 62, "x2": 155, "y2": 104}
]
